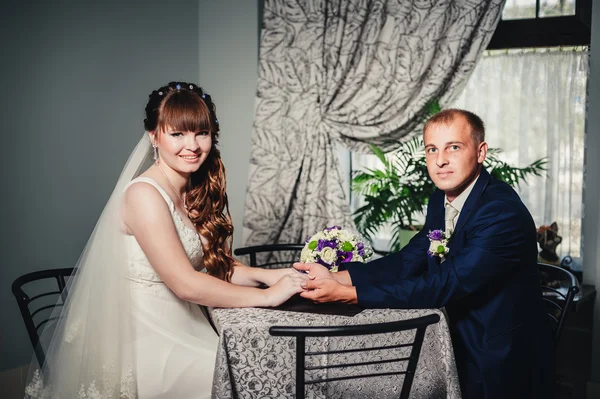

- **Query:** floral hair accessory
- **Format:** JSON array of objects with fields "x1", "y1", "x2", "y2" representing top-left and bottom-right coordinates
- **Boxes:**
[
  {"x1": 427, "y1": 229, "x2": 451, "y2": 259},
  {"x1": 175, "y1": 83, "x2": 182, "y2": 90},
  {"x1": 300, "y1": 226, "x2": 373, "y2": 272}
]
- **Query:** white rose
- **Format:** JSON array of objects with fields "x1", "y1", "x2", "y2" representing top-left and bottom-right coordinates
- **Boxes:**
[
  {"x1": 319, "y1": 246, "x2": 337, "y2": 265},
  {"x1": 429, "y1": 240, "x2": 445, "y2": 254},
  {"x1": 338, "y1": 230, "x2": 355, "y2": 243}
]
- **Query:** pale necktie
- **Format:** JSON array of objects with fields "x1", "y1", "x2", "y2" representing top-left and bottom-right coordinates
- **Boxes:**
[{"x1": 445, "y1": 202, "x2": 459, "y2": 234}]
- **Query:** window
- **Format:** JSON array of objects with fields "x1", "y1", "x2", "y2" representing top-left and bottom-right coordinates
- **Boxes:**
[
  {"x1": 452, "y1": 47, "x2": 588, "y2": 264},
  {"x1": 488, "y1": 0, "x2": 591, "y2": 49},
  {"x1": 502, "y1": 0, "x2": 576, "y2": 20}
]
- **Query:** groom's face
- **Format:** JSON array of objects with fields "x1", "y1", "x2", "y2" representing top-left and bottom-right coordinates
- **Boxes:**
[{"x1": 424, "y1": 116, "x2": 487, "y2": 202}]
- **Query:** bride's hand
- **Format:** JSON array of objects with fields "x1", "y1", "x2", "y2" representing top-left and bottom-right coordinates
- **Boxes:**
[
  {"x1": 265, "y1": 273, "x2": 309, "y2": 307},
  {"x1": 260, "y1": 267, "x2": 305, "y2": 287}
]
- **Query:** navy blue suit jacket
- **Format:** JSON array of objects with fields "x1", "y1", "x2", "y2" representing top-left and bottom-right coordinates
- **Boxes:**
[{"x1": 345, "y1": 169, "x2": 554, "y2": 398}]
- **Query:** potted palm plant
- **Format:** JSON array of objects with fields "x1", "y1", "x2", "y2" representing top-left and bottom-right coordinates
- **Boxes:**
[{"x1": 352, "y1": 103, "x2": 547, "y2": 253}]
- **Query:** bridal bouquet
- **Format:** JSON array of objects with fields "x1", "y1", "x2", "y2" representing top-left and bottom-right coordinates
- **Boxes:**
[{"x1": 300, "y1": 226, "x2": 374, "y2": 272}]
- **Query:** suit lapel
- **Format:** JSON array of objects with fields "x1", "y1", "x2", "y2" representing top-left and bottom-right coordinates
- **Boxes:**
[
  {"x1": 450, "y1": 168, "x2": 492, "y2": 242},
  {"x1": 428, "y1": 190, "x2": 446, "y2": 231},
  {"x1": 427, "y1": 191, "x2": 446, "y2": 269}
]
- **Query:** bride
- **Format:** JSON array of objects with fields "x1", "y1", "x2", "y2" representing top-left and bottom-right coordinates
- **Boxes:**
[{"x1": 24, "y1": 81, "x2": 308, "y2": 398}]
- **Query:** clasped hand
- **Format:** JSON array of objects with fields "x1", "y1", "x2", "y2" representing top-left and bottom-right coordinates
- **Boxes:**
[{"x1": 293, "y1": 263, "x2": 357, "y2": 304}]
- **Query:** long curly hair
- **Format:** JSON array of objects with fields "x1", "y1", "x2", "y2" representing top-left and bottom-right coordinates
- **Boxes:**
[{"x1": 144, "y1": 81, "x2": 235, "y2": 281}]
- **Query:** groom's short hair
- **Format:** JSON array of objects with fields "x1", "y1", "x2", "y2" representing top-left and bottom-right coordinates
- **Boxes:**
[{"x1": 423, "y1": 109, "x2": 485, "y2": 145}]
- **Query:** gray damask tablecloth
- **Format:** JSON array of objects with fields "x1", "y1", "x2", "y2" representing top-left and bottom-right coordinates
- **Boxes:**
[{"x1": 210, "y1": 306, "x2": 461, "y2": 399}]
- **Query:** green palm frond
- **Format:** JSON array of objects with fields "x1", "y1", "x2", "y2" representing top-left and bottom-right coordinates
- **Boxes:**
[
  {"x1": 488, "y1": 157, "x2": 548, "y2": 187},
  {"x1": 425, "y1": 100, "x2": 442, "y2": 119}
]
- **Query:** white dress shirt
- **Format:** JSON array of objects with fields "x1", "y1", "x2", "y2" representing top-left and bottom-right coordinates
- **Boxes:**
[{"x1": 444, "y1": 173, "x2": 480, "y2": 232}]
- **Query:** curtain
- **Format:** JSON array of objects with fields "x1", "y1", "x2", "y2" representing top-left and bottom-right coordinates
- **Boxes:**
[
  {"x1": 243, "y1": 0, "x2": 505, "y2": 247},
  {"x1": 452, "y1": 49, "x2": 588, "y2": 267}
]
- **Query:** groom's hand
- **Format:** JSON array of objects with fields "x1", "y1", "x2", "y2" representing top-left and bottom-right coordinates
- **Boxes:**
[
  {"x1": 300, "y1": 279, "x2": 358, "y2": 304},
  {"x1": 293, "y1": 262, "x2": 332, "y2": 280}
]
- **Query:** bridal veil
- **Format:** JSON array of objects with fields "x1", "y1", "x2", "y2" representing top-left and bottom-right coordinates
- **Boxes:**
[{"x1": 25, "y1": 135, "x2": 154, "y2": 398}]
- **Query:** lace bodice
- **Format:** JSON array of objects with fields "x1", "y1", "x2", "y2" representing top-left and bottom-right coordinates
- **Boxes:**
[{"x1": 125, "y1": 177, "x2": 204, "y2": 284}]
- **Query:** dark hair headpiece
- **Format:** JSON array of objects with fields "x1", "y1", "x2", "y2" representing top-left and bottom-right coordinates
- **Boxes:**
[{"x1": 143, "y1": 81, "x2": 219, "y2": 132}]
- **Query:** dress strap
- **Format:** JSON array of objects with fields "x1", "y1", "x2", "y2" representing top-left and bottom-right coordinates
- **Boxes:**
[{"x1": 125, "y1": 177, "x2": 175, "y2": 213}]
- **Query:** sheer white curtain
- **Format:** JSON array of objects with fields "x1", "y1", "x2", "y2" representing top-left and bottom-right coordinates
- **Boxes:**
[{"x1": 453, "y1": 49, "x2": 588, "y2": 268}]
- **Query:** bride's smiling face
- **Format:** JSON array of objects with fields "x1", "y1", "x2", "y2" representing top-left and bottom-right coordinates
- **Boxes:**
[
  {"x1": 148, "y1": 87, "x2": 218, "y2": 175},
  {"x1": 154, "y1": 128, "x2": 212, "y2": 174}
]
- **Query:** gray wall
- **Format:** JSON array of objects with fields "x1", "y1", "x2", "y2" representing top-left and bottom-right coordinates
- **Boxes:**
[
  {"x1": 584, "y1": 0, "x2": 600, "y2": 384},
  {"x1": 197, "y1": 0, "x2": 258, "y2": 249},
  {"x1": 0, "y1": 0, "x2": 200, "y2": 371}
]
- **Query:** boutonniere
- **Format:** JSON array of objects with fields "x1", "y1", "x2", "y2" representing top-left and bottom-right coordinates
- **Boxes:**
[{"x1": 427, "y1": 229, "x2": 451, "y2": 259}]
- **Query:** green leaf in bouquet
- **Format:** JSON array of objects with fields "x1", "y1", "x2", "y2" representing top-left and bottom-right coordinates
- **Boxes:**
[{"x1": 341, "y1": 241, "x2": 354, "y2": 252}]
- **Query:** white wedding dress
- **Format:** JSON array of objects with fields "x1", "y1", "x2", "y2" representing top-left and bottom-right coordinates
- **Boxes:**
[
  {"x1": 24, "y1": 136, "x2": 219, "y2": 399},
  {"x1": 125, "y1": 177, "x2": 218, "y2": 398}
]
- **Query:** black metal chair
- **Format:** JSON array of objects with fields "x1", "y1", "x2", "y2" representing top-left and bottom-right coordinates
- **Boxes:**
[
  {"x1": 538, "y1": 262, "x2": 580, "y2": 346},
  {"x1": 12, "y1": 268, "x2": 75, "y2": 367},
  {"x1": 233, "y1": 243, "x2": 304, "y2": 268},
  {"x1": 269, "y1": 313, "x2": 440, "y2": 399}
]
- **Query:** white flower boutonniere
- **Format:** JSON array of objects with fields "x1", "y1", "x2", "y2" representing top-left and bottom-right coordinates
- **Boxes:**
[{"x1": 427, "y1": 229, "x2": 451, "y2": 259}]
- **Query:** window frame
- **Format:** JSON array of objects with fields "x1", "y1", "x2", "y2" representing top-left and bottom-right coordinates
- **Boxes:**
[{"x1": 487, "y1": 0, "x2": 592, "y2": 49}]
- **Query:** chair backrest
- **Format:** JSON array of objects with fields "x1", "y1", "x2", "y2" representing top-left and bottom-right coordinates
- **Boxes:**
[
  {"x1": 11, "y1": 268, "x2": 75, "y2": 367},
  {"x1": 538, "y1": 262, "x2": 580, "y2": 345},
  {"x1": 269, "y1": 313, "x2": 440, "y2": 399},
  {"x1": 233, "y1": 244, "x2": 304, "y2": 268}
]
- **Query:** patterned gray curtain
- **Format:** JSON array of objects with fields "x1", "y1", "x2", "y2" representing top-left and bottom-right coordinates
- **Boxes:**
[{"x1": 243, "y1": 0, "x2": 505, "y2": 247}]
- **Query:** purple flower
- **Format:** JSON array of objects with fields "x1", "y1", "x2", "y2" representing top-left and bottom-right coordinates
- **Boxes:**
[
  {"x1": 317, "y1": 239, "x2": 337, "y2": 251},
  {"x1": 324, "y1": 225, "x2": 342, "y2": 232},
  {"x1": 337, "y1": 251, "x2": 353, "y2": 263},
  {"x1": 316, "y1": 258, "x2": 332, "y2": 267},
  {"x1": 356, "y1": 242, "x2": 365, "y2": 257},
  {"x1": 427, "y1": 230, "x2": 443, "y2": 241}
]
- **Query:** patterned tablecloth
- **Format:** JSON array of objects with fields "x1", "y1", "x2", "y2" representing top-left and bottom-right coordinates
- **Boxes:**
[{"x1": 210, "y1": 306, "x2": 462, "y2": 399}]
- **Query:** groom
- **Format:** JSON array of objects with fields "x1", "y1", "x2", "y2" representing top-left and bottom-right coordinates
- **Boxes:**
[{"x1": 295, "y1": 109, "x2": 554, "y2": 399}]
